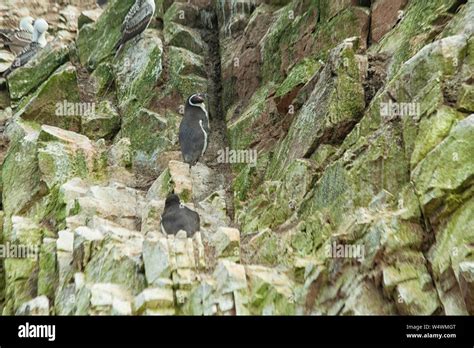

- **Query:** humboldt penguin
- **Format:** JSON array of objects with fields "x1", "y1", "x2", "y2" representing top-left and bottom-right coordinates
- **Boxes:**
[
  {"x1": 160, "y1": 194, "x2": 200, "y2": 237},
  {"x1": 179, "y1": 93, "x2": 210, "y2": 167},
  {"x1": 114, "y1": 0, "x2": 156, "y2": 57},
  {"x1": 0, "y1": 17, "x2": 35, "y2": 55},
  {"x1": 2, "y1": 19, "x2": 49, "y2": 78}
]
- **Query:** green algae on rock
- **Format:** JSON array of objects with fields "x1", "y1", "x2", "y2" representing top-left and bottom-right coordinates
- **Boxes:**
[
  {"x1": 114, "y1": 30, "x2": 164, "y2": 116},
  {"x1": 0, "y1": 0, "x2": 473, "y2": 317},
  {"x1": 14, "y1": 63, "x2": 81, "y2": 132},
  {"x1": 76, "y1": 0, "x2": 135, "y2": 70},
  {"x1": 7, "y1": 43, "x2": 69, "y2": 101}
]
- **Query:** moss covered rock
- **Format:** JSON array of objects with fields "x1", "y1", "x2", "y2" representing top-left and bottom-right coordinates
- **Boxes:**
[
  {"x1": 163, "y1": 1, "x2": 201, "y2": 29},
  {"x1": 89, "y1": 62, "x2": 114, "y2": 97},
  {"x1": 372, "y1": 0, "x2": 467, "y2": 78},
  {"x1": 411, "y1": 115, "x2": 474, "y2": 223},
  {"x1": 164, "y1": 22, "x2": 207, "y2": 56},
  {"x1": 168, "y1": 46, "x2": 206, "y2": 79},
  {"x1": 37, "y1": 238, "x2": 58, "y2": 299},
  {"x1": 228, "y1": 85, "x2": 273, "y2": 152},
  {"x1": 76, "y1": 0, "x2": 135, "y2": 70},
  {"x1": 245, "y1": 265, "x2": 296, "y2": 315},
  {"x1": 7, "y1": 43, "x2": 69, "y2": 101},
  {"x1": 84, "y1": 240, "x2": 146, "y2": 295},
  {"x1": 2, "y1": 121, "x2": 41, "y2": 218},
  {"x1": 114, "y1": 30, "x2": 163, "y2": 117},
  {"x1": 37, "y1": 125, "x2": 103, "y2": 189},
  {"x1": 81, "y1": 100, "x2": 120, "y2": 140},
  {"x1": 2, "y1": 258, "x2": 38, "y2": 315},
  {"x1": 121, "y1": 108, "x2": 178, "y2": 169},
  {"x1": 268, "y1": 37, "x2": 366, "y2": 178},
  {"x1": 15, "y1": 63, "x2": 81, "y2": 132},
  {"x1": 274, "y1": 57, "x2": 321, "y2": 99},
  {"x1": 237, "y1": 159, "x2": 314, "y2": 235},
  {"x1": 318, "y1": 0, "x2": 356, "y2": 22},
  {"x1": 410, "y1": 106, "x2": 464, "y2": 169}
]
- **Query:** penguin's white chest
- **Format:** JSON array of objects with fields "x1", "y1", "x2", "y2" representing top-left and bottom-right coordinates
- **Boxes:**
[
  {"x1": 160, "y1": 220, "x2": 165, "y2": 234},
  {"x1": 198, "y1": 104, "x2": 209, "y2": 156},
  {"x1": 199, "y1": 120, "x2": 208, "y2": 156},
  {"x1": 198, "y1": 104, "x2": 209, "y2": 128}
]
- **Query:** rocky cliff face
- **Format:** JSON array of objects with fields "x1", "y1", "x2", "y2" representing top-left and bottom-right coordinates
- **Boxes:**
[{"x1": 0, "y1": 0, "x2": 473, "y2": 315}]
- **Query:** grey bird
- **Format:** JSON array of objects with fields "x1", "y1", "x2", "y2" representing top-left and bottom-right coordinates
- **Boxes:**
[
  {"x1": 2, "y1": 19, "x2": 48, "y2": 78},
  {"x1": 160, "y1": 194, "x2": 200, "y2": 237},
  {"x1": 179, "y1": 93, "x2": 210, "y2": 167},
  {"x1": 114, "y1": 0, "x2": 156, "y2": 58},
  {"x1": 0, "y1": 17, "x2": 35, "y2": 55}
]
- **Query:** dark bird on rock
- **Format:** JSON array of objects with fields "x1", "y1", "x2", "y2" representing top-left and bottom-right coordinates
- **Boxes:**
[
  {"x1": 2, "y1": 19, "x2": 48, "y2": 78},
  {"x1": 114, "y1": 0, "x2": 155, "y2": 58},
  {"x1": 179, "y1": 93, "x2": 210, "y2": 167},
  {"x1": 161, "y1": 194, "x2": 200, "y2": 237},
  {"x1": 0, "y1": 17, "x2": 35, "y2": 55}
]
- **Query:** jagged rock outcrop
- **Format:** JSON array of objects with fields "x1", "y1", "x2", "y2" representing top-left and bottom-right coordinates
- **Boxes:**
[
  {"x1": 0, "y1": 0, "x2": 473, "y2": 316},
  {"x1": 220, "y1": 0, "x2": 474, "y2": 315}
]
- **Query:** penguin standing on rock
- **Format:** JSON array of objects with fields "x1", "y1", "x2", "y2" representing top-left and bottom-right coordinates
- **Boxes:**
[
  {"x1": 179, "y1": 93, "x2": 210, "y2": 167},
  {"x1": 160, "y1": 194, "x2": 200, "y2": 237},
  {"x1": 114, "y1": 0, "x2": 156, "y2": 58}
]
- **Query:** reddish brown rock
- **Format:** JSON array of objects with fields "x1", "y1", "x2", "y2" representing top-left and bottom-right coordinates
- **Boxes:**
[
  {"x1": 320, "y1": 0, "x2": 358, "y2": 22},
  {"x1": 221, "y1": 7, "x2": 273, "y2": 111},
  {"x1": 233, "y1": 47, "x2": 262, "y2": 103},
  {"x1": 283, "y1": 6, "x2": 319, "y2": 76},
  {"x1": 352, "y1": 6, "x2": 371, "y2": 51},
  {"x1": 371, "y1": 0, "x2": 408, "y2": 43}
]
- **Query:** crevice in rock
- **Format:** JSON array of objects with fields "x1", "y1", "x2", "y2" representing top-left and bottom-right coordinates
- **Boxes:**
[
  {"x1": 199, "y1": 5, "x2": 235, "y2": 223},
  {"x1": 358, "y1": 0, "x2": 372, "y2": 7},
  {"x1": 366, "y1": 5, "x2": 373, "y2": 48},
  {"x1": 448, "y1": 0, "x2": 468, "y2": 14},
  {"x1": 409, "y1": 178, "x2": 445, "y2": 313},
  {"x1": 363, "y1": 53, "x2": 389, "y2": 106},
  {"x1": 70, "y1": 48, "x2": 96, "y2": 105},
  {"x1": 304, "y1": 119, "x2": 360, "y2": 160},
  {"x1": 70, "y1": 47, "x2": 122, "y2": 146}
]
